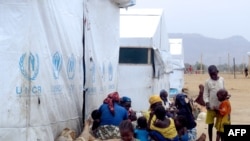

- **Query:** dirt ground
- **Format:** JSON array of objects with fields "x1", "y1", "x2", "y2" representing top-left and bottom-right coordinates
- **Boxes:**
[{"x1": 183, "y1": 73, "x2": 250, "y2": 140}]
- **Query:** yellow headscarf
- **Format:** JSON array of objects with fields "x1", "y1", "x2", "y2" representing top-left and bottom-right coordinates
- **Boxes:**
[{"x1": 149, "y1": 95, "x2": 162, "y2": 105}]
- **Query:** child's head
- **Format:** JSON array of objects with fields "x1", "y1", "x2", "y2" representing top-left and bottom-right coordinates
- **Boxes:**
[
  {"x1": 159, "y1": 89, "x2": 168, "y2": 103},
  {"x1": 154, "y1": 105, "x2": 166, "y2": 120},
  {"x1": 91, "y1": 109, "x2": 101, "y2": 120},
  {"x1": 119, "y1": 120, "x2": 134, "y2": 141},
  {"x1": 136, "y1": 116, "x2": 147, "y2": 129},
  {"x1": 208, "y1": 65, "x2": 219, "y2": 80},
  {"x1": 174, "y1": 115, "x2": 187, "y2": 130},
  {"x1": 217, "y1": 89, "x2": 230, "y2": 102}
]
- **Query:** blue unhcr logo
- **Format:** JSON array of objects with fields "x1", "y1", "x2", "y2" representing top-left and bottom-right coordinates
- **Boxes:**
[
  {"x1": 19, "y1": 53, "x2": 39, "y2": 81},
  {"x1": 67, "y1": 54, "x2": 75, "y2": 80},
  {"x1": 53, "y1": 52, "x2": 62, "y2": 79},
  {"x1": 108, "y1": 62, "x2": 113, "y2": 81}
]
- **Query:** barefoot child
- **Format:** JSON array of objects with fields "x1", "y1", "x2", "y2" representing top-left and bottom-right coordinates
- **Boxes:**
[
  {"x1": 214, "y1": 89, "x2": 231, "y2": 141},
  {"x1": 203, "y1": 65, "x2": 225, "y2": 141}
]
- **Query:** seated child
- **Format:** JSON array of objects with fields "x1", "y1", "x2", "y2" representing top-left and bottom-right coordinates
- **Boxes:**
[
  {"x1": 174, "y1": 115, "x2": 188, "y2": 141},
  {"x1": 119, "y1": 120, "x2": 139, "y2": 141},
  {"x1": 148, "y1": 105, "x2": 178, "y2": 141},
  {"x1": 91, "y1": 109, "x2": 101, "y2": 131},
  {"x1": 134, "y1": 116, "x2": 149, "y2": 141}
]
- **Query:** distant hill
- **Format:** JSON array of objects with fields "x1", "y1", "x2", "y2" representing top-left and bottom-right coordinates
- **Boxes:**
[{"x1": 168, "y1": 33, "x2": 250, "y2": 66}]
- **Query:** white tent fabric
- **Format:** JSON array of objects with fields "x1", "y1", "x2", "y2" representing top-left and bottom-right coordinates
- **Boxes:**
[
  {"x1": 83, "y1": 0, "x2": 120, "y2": 116},
  {"x1": 169, "y1": 39, "x2": 185, "y2": 95},
  {"x1": 120, "y1": 9, "x2": 161, "y2": 38},
  {"x1": 0, "y1": 0, "x2": 84, "y2": 140}
]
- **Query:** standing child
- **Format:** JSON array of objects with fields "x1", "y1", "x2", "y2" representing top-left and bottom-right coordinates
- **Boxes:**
[
  {"x1": 134, "y1": 116, "x2": 149, "y2": 141},
  {"x1": 244, "y1": 67, "x2": 248, "y2": 78},
  {"x1": 214, "y1": 89, "x2": 231, "y2": 141},
  {"x1": 203, "y1": 65, "x2": 225, "y2": 141}
]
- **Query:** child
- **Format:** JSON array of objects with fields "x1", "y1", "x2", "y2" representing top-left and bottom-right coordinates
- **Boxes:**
[
  {"x1": 174, "y1": 115, "x2": 189, "y2": 141},
  {"x1": 214, "y1": 89, "x2": 231, "y2": 141},
  {"x1": 203, "y1": 65, "x2": 224, "y2": 141},
  {"x1": 174, "y1": 114, "x2": 206, "y2": 141},
  {"x1": 90, "y1": 109, "x2": 101, "y2": 131},
  {"x1": 148, "y1": 105, "x2": 178, "y2": 141},
  {"x1": 134, "y1": 116, "x2": 149, "y2": 141},
  {"x1": 159, "y1": 89, "x2": 172, "y2": 109},
  {"x1": 119, "y1": 120, "x2": 139, "y2": 141},
  {"x1": 159, "y1": 89, "x2": 177, "y2": 118}
]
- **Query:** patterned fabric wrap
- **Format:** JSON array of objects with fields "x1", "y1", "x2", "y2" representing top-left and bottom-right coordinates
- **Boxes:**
[{"x1": 94, "y1": 125, "x2": 120, "y2": 140}]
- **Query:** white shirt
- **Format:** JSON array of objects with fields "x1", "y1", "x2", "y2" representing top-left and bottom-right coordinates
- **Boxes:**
[{"x1": 203, "y1": 77, "x2": 224, "y2": 109}]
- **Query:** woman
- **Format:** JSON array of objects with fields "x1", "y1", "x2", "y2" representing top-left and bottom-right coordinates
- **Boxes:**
[
  {"x1": 94, "y1": 92, "x2": 128, "y2": 140},
  {"x1": 175, "y1": 93, "x2": 197, "y2": 141},
  {"x1": 120, "y1": 96, "x2": 137, "y2": 122}
]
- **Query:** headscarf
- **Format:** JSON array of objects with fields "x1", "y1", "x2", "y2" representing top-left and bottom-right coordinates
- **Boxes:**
[
  {"x1": 120, "y1": 96, "x2": 131, "y2": 103},
  {"x1": 149, "y1": 95, "x2": 162, "y2": 106},
  {"x1": 175, "y1": 93, "x2": 188, "y2": 107},
  {"x1": 103, "y1": 92, "x2": 120, "y2": 115}
]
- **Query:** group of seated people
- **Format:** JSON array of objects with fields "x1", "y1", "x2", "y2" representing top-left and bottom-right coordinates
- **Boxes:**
[{"x1": 88, "y1": 90, "x2": 206, "y2": 141}]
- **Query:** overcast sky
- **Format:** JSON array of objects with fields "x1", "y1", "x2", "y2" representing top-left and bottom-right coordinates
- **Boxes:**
[{"x1": 131, "y1": 0, "x2": 250, "y2": 41}]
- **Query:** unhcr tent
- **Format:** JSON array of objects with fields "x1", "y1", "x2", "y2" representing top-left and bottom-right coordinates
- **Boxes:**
[
  {"x1": 0, "y1": 1, "x2": 84, "y2": 140},
  {"x1": 83, "y1": 0, "x2": 121, "y2": 117},
  {"x1": 169, "y1": 39, "x2": 185, "y2": 97},
  {"x1": 118, "y1": 9, "x2": 173, "y2": 111},
  {"x1": 0, "y1": 0, "x2": 122, "y2": 140}
]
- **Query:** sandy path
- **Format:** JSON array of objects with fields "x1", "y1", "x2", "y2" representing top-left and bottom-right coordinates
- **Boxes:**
[{"x1": 184, "y1": 73, "x2": 250, "y2": 140}]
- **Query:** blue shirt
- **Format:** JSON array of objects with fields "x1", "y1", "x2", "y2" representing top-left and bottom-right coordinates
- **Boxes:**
[
  {"x1": 134, "y1": 129, "x2": 149, "y2": 141},
  {"x1": 99, "y1": 103, "x2": 128, "y2": 126}
]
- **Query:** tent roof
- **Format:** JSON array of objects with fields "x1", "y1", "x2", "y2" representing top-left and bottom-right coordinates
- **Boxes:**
[{"x1": 120, "y1": 9, "x2": 163, "y2": 38}]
